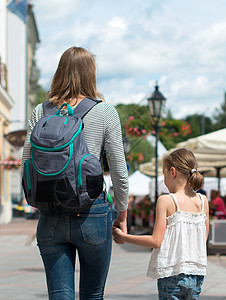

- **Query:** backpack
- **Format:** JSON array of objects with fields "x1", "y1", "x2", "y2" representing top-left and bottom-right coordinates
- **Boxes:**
[{"x1": 22, "y1": 98, "x2": 104, "y2": 213}]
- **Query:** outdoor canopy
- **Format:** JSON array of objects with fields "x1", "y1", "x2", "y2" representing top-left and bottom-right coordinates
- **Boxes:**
[
  {"x1": 128, "y1": 170, "x2": 152, "y2": 196},
  {"x1": 104, "y1": 170, "x2": 152, "y2": 197},
  {"x1": 140, "y1": 128, "x2": 226, "y2": 191}
]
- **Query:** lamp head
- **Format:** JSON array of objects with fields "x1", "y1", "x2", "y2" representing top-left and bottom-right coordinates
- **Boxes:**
[{"x1": 148, "y1": 82, "x2": 166, "y2": 120}]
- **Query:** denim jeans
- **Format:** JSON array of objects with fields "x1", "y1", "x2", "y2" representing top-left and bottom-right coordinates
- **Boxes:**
[
  {"x1": 37, "y1": 193, "x2": 112, "y2": 300},
  {"x1": 157, "y1": 273, "x2": 204, "y2": 300}
]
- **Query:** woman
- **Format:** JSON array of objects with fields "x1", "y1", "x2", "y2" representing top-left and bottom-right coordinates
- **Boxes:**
[{"x1": 22, "y1": 46, "x2": 129, "y2": 299}]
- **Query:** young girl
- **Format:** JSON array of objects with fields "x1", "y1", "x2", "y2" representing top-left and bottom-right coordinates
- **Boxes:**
[{"x1": 113, "y1": 148, "x2": 209, "y2": 299}]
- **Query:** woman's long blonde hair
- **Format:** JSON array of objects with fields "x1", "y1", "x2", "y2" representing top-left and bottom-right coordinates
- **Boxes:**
[{"x1": 49, "y1": 47, "x2": 103, "y2": 105}]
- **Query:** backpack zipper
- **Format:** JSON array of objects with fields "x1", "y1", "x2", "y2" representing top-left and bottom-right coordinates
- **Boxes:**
[
  {"x1": 78, "y1": 154, "x2": 92, "y2": 193},
  {"x1": 46, "y1": 115, "x2": 67, "y2": 124},
  {"x1": 30, "y1": 122, "x2": 83, "y2": 152},
  {"x1": 31, "y1": 143, "x2": 73, "y2": 176},
  {"x1": 30, "y1": 120, "x2": 83, "y2": 152}
]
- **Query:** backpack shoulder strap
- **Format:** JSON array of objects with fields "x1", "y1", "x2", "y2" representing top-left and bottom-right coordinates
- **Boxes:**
[
  {"x1": 42, "y1": 100, "x2": 58, "y2": 116},
  {"x1": 73, "y1": 98, "x2": 101, "y2": 119},
  {"x1": 42, "y1": 98, "x2": 101, "y2": 117}
]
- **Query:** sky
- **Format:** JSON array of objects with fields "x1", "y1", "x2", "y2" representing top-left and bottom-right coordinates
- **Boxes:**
[{"x1": 31, "y1": 0, "x2": 226, "y2": 119}]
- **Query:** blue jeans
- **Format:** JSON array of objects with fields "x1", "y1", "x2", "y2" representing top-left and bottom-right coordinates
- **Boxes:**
[
  {"x1": 37, "y1": 193, "x2": 112, "y2": 300},
  {"x1": 157, "y1": 273, "x2": 204, "y2": 299}
]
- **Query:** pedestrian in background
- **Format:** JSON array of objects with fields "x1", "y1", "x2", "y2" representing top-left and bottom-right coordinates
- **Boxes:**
[
  {"x1": 113, "y1": 148, "x2": 209, "y2": 299},
  {"x1": 210, "y1": 189, "x2": 226, "y2": 219},
  {"x1": 127, "y1": 194, "x2": 136, "y2": 233},
  {"x1": 22, "y1": 46, "x2": 129, "y2": 300}
]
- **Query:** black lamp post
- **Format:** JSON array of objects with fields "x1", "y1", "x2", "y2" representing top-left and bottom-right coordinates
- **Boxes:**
[
  {"x1": 123, "y1": 135, "x2": 131, "y2": 155},
  {"x1": 123, "y1": 134, "x2": 131, "y2": 173},
  {"x1": 147, "y1": 82, "x2": 166, "y2": 214}
]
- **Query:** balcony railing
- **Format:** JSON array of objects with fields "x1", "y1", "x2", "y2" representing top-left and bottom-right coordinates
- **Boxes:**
[{"x1": 0, "y1": 57, "x2": 8, "y2": 91}]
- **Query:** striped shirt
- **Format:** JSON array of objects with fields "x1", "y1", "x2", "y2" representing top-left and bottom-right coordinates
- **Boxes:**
[{"x1": 22, "y1": 100, "x2": 129, "y2": 212}]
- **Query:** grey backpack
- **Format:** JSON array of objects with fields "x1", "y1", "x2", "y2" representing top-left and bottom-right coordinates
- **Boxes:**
[{"x1": 22, "y1": 98, "x2": 104, "y2": 213}]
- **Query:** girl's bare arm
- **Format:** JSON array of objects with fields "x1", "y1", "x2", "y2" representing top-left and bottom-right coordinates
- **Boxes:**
[{"x1": 113, "y1": 195, "x2": 168, "y2": 248}]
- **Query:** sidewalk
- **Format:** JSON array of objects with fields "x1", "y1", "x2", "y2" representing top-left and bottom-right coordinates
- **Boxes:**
[{"x1": 0, "y1": 218, "x2": 226, "y2": 300}]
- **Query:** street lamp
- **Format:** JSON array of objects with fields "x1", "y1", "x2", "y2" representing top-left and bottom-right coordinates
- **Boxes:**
[
  {"x1": 123, "y1": 135, "x2": 130, "y2": 155},
  {"x1": 123, "y1": 135, "x2": 131, "y2": 173},
  {"x1": 147, "y1": 82, "x2": 166, "y2": 214}
]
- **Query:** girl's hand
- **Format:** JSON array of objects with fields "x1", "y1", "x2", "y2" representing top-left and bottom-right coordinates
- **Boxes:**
[{"x1": 112, "y1": 226, "x2": 125, "y2": 243}]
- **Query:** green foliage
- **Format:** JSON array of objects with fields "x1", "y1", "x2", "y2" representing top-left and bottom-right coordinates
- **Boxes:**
[
  {"x1": 123, "y1": 111, "x2": 192, "y2": 150},
  {"x1": 126, "y1": 137, "x2": 154, "y2": 173},
  {"x1": 159, "y1": 119, "x2": 192, "y2": 149},
  {"x1": 184, "y1": 114, "x2": 213, "y2": 137},
  {"x1": 116, "y1": 104, "x2": 154, "y2": 173},
  {"x1": 116, "y1": 103, "x2": 192, "y2": 171},
  {"x1": 116, "y1": 104, "x2": 150, "y2": 136},
  {"x1": 125, "y1": 115, "x2": 150, "y2": 137},
  {"x1": 213, "y1": 93, "x2": 226, "y2": 130},
  {"x1": 166, "y1": 109, "x2": 173, "y2": 119},
  {"x1": 35, "y1": 85, "x2": 48, "y2": 105}
]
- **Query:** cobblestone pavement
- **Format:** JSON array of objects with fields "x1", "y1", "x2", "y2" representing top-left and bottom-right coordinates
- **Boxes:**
[{"x1": 0, "y1": 218, "x2": 226, "y2": 300}]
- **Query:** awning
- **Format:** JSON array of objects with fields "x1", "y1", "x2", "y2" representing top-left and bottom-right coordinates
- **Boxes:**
[{"x1": 4, "y1": 129, "x2": 27, "y2": 147}]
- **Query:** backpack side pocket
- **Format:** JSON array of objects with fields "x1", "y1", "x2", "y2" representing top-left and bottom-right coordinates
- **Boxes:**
[
  {"x1": 22, "y1": 158, "x2": 37, "y2": 208},
  {"x1": 78, "y1": 154, "x2": 103, "y2": 202}
]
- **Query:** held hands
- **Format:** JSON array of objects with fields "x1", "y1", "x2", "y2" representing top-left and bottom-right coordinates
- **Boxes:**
[
  {"x1": 112, "y1": 226, "x2": 125, "y2": 243},
  {"x1": 112, "y1": 210, "x2": 127, "y2": 244}
]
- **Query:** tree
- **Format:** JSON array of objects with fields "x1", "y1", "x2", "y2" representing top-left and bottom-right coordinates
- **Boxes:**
[
  {"x1": 116, "y1": 103, "x2": 192, "y2": 173},
  {"x1": 115, "y1": 103, "x2": 150, "y2": 136},
  {"x1": 184, "y1": 114, "x2": 213, "y2": 137},
  {"x1": 35, "y1": 85, "x2": 48, "y2": 105},
  {"x1": 126, "y1": 137, "x2": 154, "y2": 173},
  {"x1": 214, "y1": 93, "x2": 226, "y2": 130},
  {"x1": 158, "y1": 119, "x2": 192, "y2": 149},
  {"x1": 116, "y1": 104, "x2": 154, "y2": 173}
]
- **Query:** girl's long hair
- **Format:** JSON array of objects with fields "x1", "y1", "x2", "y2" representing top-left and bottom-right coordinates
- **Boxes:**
[{"x1": 163, "y1": 148, "x2": 204, "y2": 191}]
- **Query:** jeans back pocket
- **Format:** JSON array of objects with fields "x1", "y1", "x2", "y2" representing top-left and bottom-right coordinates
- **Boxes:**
[
  {"x1": 78, "y1": 212, "x2": 108, "y2": 245},
  {"x1": 37, "y1": 213, "x2": 60, "y2": 242}
]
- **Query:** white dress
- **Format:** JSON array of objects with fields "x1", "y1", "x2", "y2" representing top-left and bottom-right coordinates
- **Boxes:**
[{"x1": 147, "y1": 193, "x2": 207, "y2": 279}]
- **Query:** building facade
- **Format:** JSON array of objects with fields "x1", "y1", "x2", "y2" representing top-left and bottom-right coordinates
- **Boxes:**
[
  {"x1": 0, "y1": 0, "x2": 15, "y2": 223},
  {"x1": 0, "y1": 0, "x2": 39, "y2": 223}
]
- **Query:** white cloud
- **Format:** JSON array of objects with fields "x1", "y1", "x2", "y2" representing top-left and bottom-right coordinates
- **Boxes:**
[
  {"x1": 32, "y1": 0, "x2": 226, "y2": 119},
  {"x1": 108, "y1": 17, "x2": 128, "y2": 31}
]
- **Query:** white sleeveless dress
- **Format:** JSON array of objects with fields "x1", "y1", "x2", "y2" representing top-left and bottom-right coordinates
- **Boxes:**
[{"x1": 147, "y1": 193, "x2": 207, "y2": 279}]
